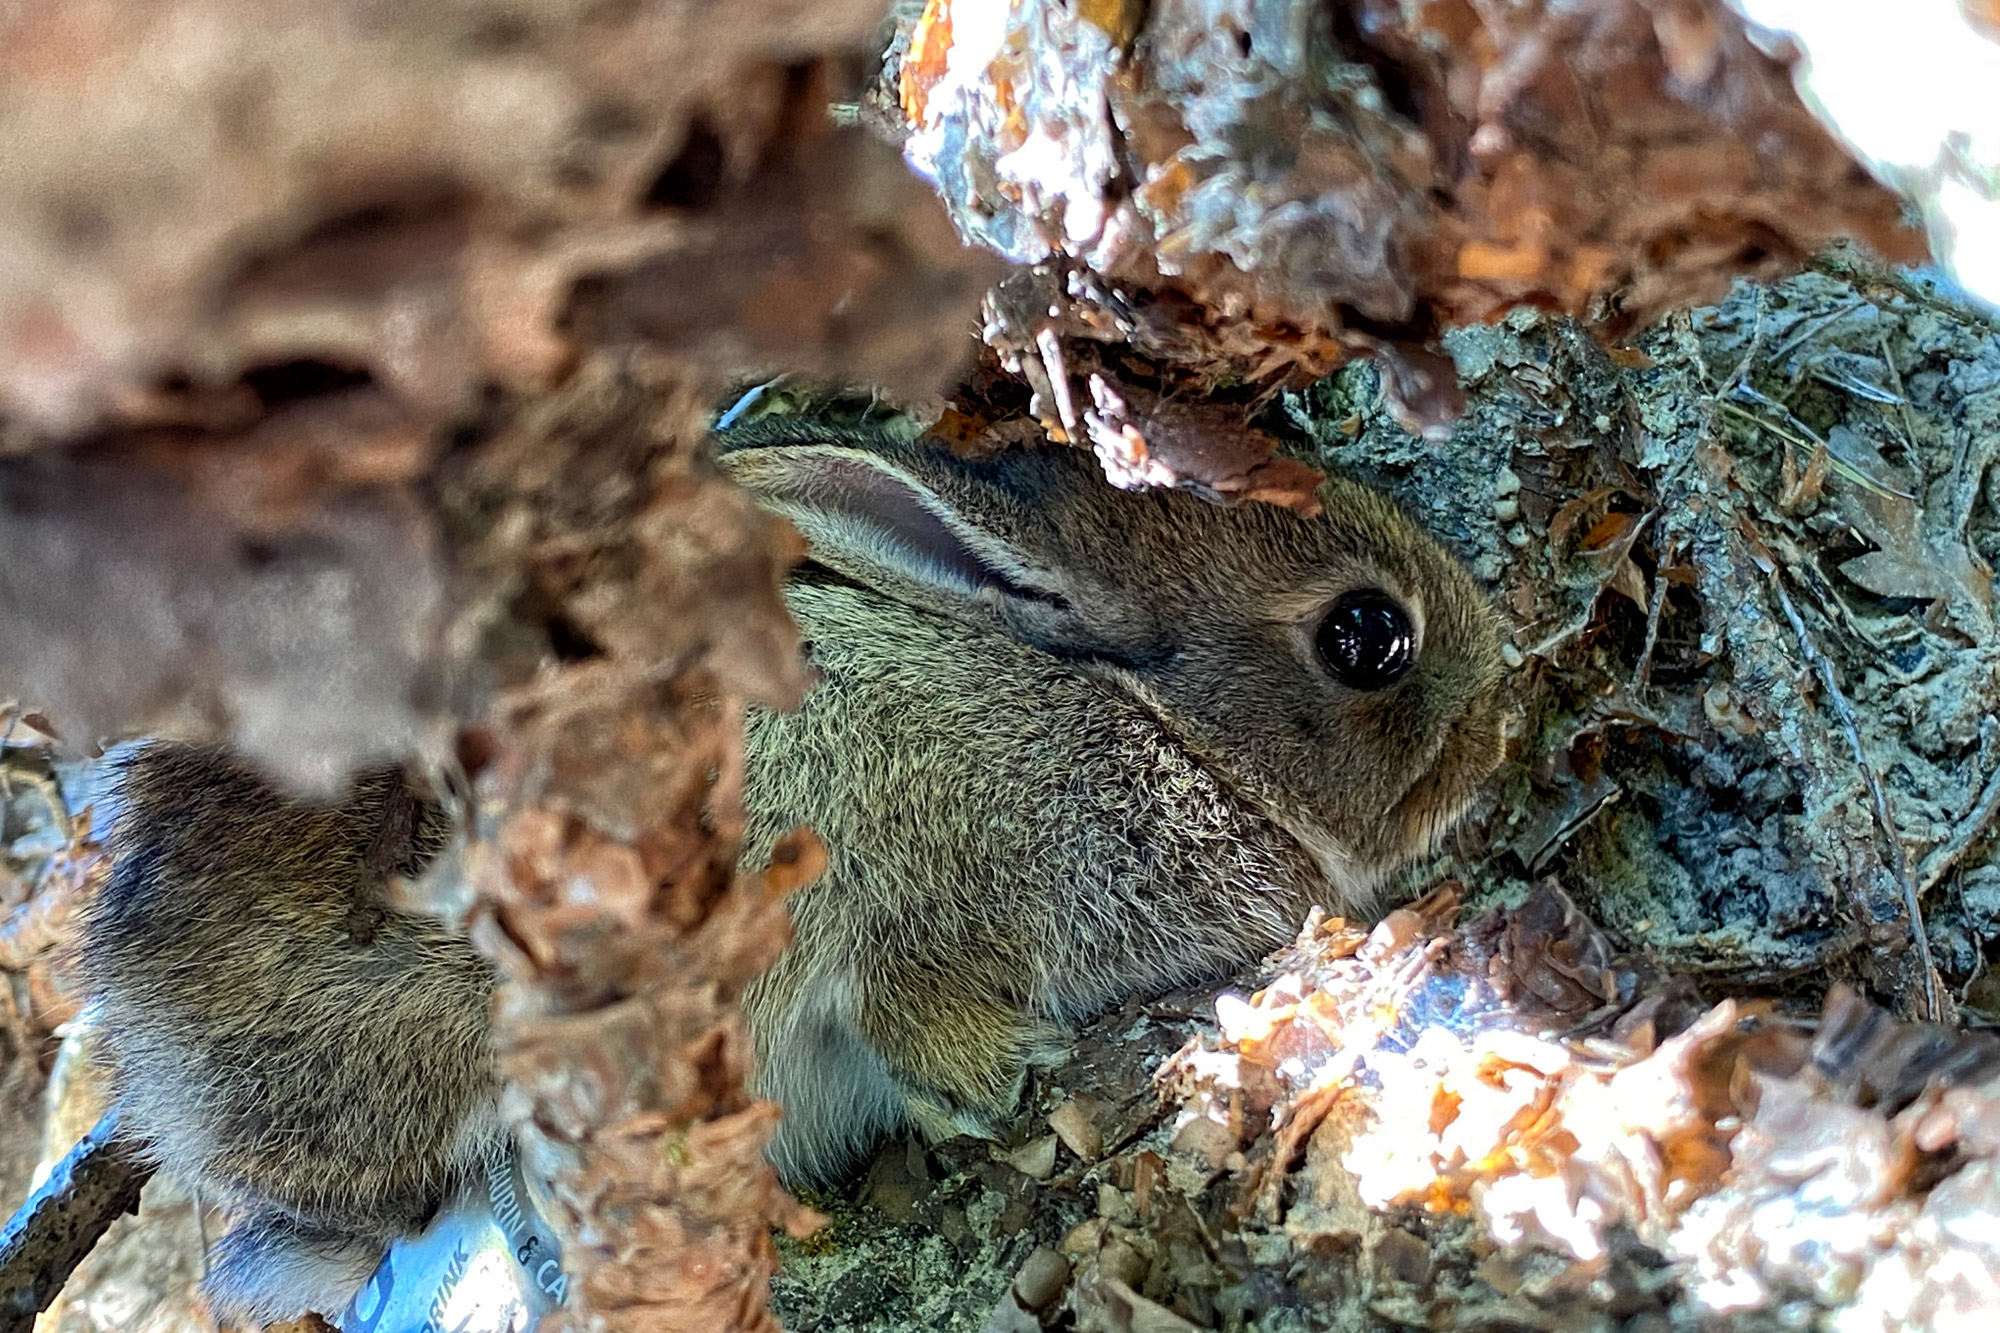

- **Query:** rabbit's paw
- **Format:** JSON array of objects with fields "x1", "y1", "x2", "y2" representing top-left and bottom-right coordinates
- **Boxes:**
[{"x1": 866, "y1": 996, "x2": 1070, "y2": 1144}]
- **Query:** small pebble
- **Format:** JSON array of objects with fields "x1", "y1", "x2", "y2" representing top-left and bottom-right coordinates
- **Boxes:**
[
  {"x1": 1012, "y1": 1247, "x2": 1071, "y2": 1311},
  {"x1": 1098, "y1": 1235, "x2": 1147, "y2": 1288},
  {"x1": 1370, "y1": 1226, "x2": 1432, "y2": 1286},
  {"x1": 1059, "y1": 1217, "x2": 1105, "y2": 1258},
  {"x1": 1169, "y1": 1113, "x2": 1236, "y2": 1169}
]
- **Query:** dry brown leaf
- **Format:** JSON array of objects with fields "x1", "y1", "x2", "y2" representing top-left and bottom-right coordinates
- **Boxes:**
[
  {"x1": 1579, "y1": 511, "x2": 1639, "y2": 553},
  {"x1": 1604, "y1": 556, "x2": 1651, "y2": 610},
  {"x1": 1547, "y1": 486, "x2": 1623, "y2": 548}
]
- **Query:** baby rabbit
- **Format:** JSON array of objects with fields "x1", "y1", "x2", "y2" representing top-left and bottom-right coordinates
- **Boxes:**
[
  {"x1": 77, "y1": 744, "x2": 499, "y2": 1325},
  {"x1": 719, "y1": 420, "x2": 1505, "y2": 1183},
  {"x1": 74, "y1": 417, "x2": 1503, "y2": 1321}
]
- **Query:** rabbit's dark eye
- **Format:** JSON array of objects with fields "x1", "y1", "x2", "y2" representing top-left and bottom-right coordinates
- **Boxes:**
[{"x1": 1315, "y1": 590, "x2": 1415, "y2": 689}]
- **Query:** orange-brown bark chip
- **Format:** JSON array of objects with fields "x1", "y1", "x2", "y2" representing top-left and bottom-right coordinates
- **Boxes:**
[{"x1": 470, "y1": 810, "x2": 825, "y2": 1333}]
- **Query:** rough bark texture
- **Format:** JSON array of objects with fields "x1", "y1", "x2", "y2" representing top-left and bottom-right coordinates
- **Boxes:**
[
  {"x1": 0, "y1": 1113, "x2": 151, "y2": 1333},
  {"x1": 0, "y1": 5, "x2": 1000, "y2": 1332},
  {"x1": 895, "y1": 0, "x2": 1928, "y2": 441},
  {"x1": 0, "y1": 0, "x2": 940, "y2": 434},
  {"x1": 0, "y1": 3, "x2": 1001, "y2": 792}
]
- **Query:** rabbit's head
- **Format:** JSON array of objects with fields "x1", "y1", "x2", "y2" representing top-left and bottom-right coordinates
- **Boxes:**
[{"x1": 719, "y1": 420, "x2": 1506, "y2": 907}]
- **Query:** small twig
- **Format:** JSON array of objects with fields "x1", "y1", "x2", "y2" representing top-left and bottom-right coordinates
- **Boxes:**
[
  {"x1": 1765, "y1": 296, "x2": 1869, "y2": 368},
  {"x1": 1873, "y1": 330, "x2": 1922, "y2": 455},
  {"x1": 0, "y1": 1111, "x2": 155, "y2": 1333},
  {"x1": 1035, "y1": 328, "x2": 1081, "y2": 446},
  {"x1": 1719, "y1": 391, "x2": 1916, "y2": 501},
  {"x1": 1918, "y1": 763, "x2": 2000, "y2": 898},
  {"x1": 1767, "y1": 574, "x2": 1940, "y2": 1018},
  {"x1": 1717, "y1": 291, "x2": 1768, "y2": 399},
  {"x1": 1719, "y1": 397, "x2": 1818, "y2": 452},
  {"x1": 1631, "y1": 539, "x2": 1676, "y2": 692},
  {"x1": 1806, "y1": 362, "x2": 1904, "y2": 407},
  {"x1": 1811, "y1": 253, "x2": 2000, "y2": 336}
]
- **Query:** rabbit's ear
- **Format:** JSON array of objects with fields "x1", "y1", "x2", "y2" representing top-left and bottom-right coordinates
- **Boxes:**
[{"x1": 721, "y1": 443, "x2": 1073, "y2": 612}]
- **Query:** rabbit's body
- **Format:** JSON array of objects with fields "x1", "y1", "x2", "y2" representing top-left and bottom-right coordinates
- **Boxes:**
[
  {"x1": 78, "y1": 745, "x2": 498, "y2": 1323},
  {"x1": 77, "y1": 418, "x2": 1504, "y2": 1318},
  {"x1": 723, "y1": 423, "x2": 1506, "y2": 1182},
  {"x1": 743, "y1": 575, "x2": 1327, "y2": 1176}
]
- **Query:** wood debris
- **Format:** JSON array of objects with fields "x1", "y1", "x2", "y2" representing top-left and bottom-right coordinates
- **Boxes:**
[{"x1": 894, "y1": 0, "x2": 1923, "y2": 449}]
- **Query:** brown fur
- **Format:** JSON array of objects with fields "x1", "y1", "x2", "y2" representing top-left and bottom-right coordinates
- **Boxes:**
[
  {"x1": 76, "y1": 421, "x2": 1506, "y2": 1319},
  {"x1": 719, "y1": 423, "x2": 1506, "y2": 1182},
  {"x1": 77, "y1": 744, "x2": 496, "y2": 1323}
]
